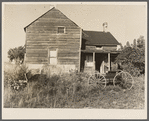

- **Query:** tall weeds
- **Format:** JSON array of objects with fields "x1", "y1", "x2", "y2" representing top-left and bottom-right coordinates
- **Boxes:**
[{"x1": 4, "y1": 64, "x2": 145, "y2": 109}]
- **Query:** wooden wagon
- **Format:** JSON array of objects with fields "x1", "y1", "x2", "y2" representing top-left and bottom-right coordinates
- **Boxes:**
[{"x1": 88, "y1": 70, "x2": 134, "y2": 90}]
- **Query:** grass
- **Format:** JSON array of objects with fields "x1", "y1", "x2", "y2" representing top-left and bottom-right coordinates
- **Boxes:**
[{"x1": 3, "y1": 63, "x2": 145, "y2": 109}]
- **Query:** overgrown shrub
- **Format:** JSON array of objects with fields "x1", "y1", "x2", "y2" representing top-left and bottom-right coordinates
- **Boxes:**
[{"x1": 4, "y1": 64, "x2": 30, "y2": 91}]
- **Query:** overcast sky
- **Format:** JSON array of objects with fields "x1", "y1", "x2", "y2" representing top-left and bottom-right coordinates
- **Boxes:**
[{"x1": 2, "y1": 2, "x2": 147, "y2": 62}]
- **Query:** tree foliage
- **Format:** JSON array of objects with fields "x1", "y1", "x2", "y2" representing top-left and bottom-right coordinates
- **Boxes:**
[
  {"x1": 8, "y1": 46, "x2": 25, "y2": 65},
  {"x1": 126, "y1": 41, "x2": 131, "y2": 47},
  {"x1": 115, "y1": 36, "x2": 145, "y2": 76},
  {"x1": 137, "y1": 35, "x2": 145, "y2": 48},
  {"x1": 133, "y1": 39, "x2": 137, "y2": 49},
  {"x1": 118, "y1": 43, "x2": 124, "y2": 51}
]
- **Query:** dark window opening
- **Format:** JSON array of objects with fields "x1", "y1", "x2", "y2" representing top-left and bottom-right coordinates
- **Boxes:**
[
  {"x1": 58, "y1": 27, "x2": 65, "y2": 33},
  {"x1": 86, "y1": 54, "x2": 93, "y2": 62}
]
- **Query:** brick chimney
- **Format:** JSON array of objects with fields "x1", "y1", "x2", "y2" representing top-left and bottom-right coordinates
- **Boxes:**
[{"x1": 103, "y1": 22, "x2": 108, "y2": 33}]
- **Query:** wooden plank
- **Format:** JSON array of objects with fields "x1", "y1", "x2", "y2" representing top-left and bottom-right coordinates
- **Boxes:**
[
  {"x1": 58, "y1": 49, "x2": 79, "y2": 52},
  {"x1": 58, "y1": 62, "x2": 78, "y2": 65},
  {"x1": 38, "y1": 18, "x2": 68, "y2": 22},
  {"x1": 26, "y1": 49, "x2": 47, "y2": 54},
  {"x1": 27, "y1": 41, "x2": 52, "y2": 44},
  {"x1": 27, "y1": 41, "x2": 56, "y2": 45},
  {"x1": 26, "y1": 33, "x2": 80, "y2": 37},
  {"x1": 42, "y1": 13, "x2": 67, "y2": 19},
  {"x1": 27, "y1": 46, "x2": 58, "y2": 49},
  {"x1": 27, "y1": 40, "x2": 50, "y2": 43},
  {"x1": 27, "y1": 27, "x2": 57, "y2": 32},
  {"x1": 58, "y1": 51, "x2": 79, "y2": 54},
  {"x1": 25, "y1": 61, "x2": 47, "y2": 64},
  {"x1": 33, "y1": 22, "x2": 77, "y2": 27},
  {"x1": 26, "y1": 45, "x2": 49, "y2": 49},
  {"x1": 58, "y1": 47, "x2": 79, "y2": 50},
  {"x1": 26, "y1": 35, "x2": 80, "y2": 40},
  {"x1": 26, "y1": 38, "x2": 80, "y2": 42},
  {"x1": 27, "y1": 26, "x2": 80, "y2": 32},
  {"x1": 38, "y1": 18, "x2": 72, "y2": 22},
  {"x1": 27, "y1": 27, "x2": 80, "y2": 31},
  {"x1": 36, "y1": 20, "x2": 76, "y2": 25},
  {"x1": 59, "y1": 57, "x2": 79, "y2": 60},
  {"x1": 27, "y1": 30, "x2": 80, "y2": 34},
  {"x1": 27, "y1": 43, "x2": 69, "y2": 46},
  {"x1": 58, "y1": 58, "x2": 79, "y2": 61},
  {"x1": 26, "y1": 53, "x2": 47, "y2": 57},
  {"x1": 25, "y1": 57, "x2": 48, "y2": 62},
  {"x1": 58, "y1": 53, "x2": 79, "y2": 57},
  {"x1": 26, "y1": 38, "x2": 50, "y2": 41},
  {"x1": 27, "y1": 43, "x2": 52, "y2": 46}
]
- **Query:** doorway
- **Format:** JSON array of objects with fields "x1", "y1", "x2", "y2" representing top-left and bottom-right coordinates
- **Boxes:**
[{"x1": 95, "y1": 53, "x2": 108, "y2": 73}]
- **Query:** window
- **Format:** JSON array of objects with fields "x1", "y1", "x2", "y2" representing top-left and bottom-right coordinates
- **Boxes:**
[
  {"x1": 86, "y1": 54, "x2": 94, "y2": 67},
  {"x1": 49, "y1": 49, "x2": 57, "y2": 65},
  {"x1": 86, "y1": 54, "x2": 93, "y2": 62},
  {"x1": 58, "y1": 27, "x2": 65, "y2": 34}
]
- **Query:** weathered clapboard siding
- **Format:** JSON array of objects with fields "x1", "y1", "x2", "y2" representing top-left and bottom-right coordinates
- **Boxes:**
[
  {"x1": 26, "y1": 49, "x2": 48, "y2": 54},
  {"x1": 25, "y1": 8, "x2": 81, "y2": 70},
  {"x1": 26, "y1": 53, "x2": 48, "y2": 57},
  {"x1": 26, "y1": 35, "x2": 80, "y2": 39},
  {"x1": 27, "y1": 26, "x2": 80, "y2": 32}
]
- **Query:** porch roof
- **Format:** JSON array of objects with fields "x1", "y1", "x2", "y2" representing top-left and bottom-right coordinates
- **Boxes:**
[
  {"x1": 82, "y1": 30, "x2": 120, "y2": 46},
  {"x1": 81, "y1": 49, "x2": 121, "y2": 54}
]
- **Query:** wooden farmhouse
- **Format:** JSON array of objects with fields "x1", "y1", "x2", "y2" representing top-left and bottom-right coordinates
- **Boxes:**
[{"x1": 24, "y1": 7, "x2": 120, "y2": 74}]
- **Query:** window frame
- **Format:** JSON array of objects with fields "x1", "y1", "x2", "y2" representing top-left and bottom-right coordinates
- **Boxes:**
[
  {"x1": 57, "y1": 26, "x2": 66, "y2": 34},
  {"x1": 86, "y1": 54, "x2": 93, "y2": 62},
  {"x1": 48, "y1": 49, "x2": 58, "y2": 65}
]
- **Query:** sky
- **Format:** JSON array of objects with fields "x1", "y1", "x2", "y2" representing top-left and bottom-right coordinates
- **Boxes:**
[{"x1": 2, "y1": 2, "x2": 147, "y2": 62}]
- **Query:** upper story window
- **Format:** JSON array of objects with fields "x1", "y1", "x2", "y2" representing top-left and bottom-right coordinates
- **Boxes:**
[{"x1": 58, "y1": 27, "x2": 65, "y2": 34}]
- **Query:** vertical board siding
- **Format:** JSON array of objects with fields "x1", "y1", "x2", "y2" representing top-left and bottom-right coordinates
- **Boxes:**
[{"x1": 25, "y1": 8, "x2": 81, "y2": 69}]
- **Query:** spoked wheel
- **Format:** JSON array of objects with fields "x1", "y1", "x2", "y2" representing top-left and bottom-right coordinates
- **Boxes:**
[
  {"x1": 96, "y1": 75, "x2": 107, "y2": 89},
  {"x1": 113, "y1": 71, "x2": 134, "y2": 90},
  {"x1": 88, "y1": 73, "x2": 106, "y2": 89},
  {"x1": 88, "y1": 75, "x2": 97, "y2": 85}
]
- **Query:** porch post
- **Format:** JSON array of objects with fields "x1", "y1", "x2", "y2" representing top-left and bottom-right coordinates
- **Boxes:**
[
  {"x1": 93, "y1": 52, "x2": 95, "y2": 70},
  {"x1": 108, "y1": 53, "x2": 110, "y2": 71}
]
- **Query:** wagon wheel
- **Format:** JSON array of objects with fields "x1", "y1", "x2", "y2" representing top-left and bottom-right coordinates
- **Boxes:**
[
  {"x1": 96, "y1": 74, "x2": 107, "y2": 89},
  {"x1": 113, "y1": 71, "x2": 134, "y2": 90},
  {"x1": 88, "y1": 75, "x2": 97, "y2": 85},
  {"x1": 88, "y1": 73, "x2": 106, "y2": 89}
]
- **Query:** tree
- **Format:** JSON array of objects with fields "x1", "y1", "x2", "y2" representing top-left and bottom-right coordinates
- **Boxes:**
[
  {"x1": 126, "y1": 41, "x2": 131, "y2": 47},
  {"x1": 133, "y1": 39, "x2": 137, "y2": 49},
  {"x1": 115, "y1": 36, "x2": 145, "y2": 76},
  {"x1": 8, "y1": 45, "x2": 25, "y2": 65},
  {"x1": 137, "y1": 36, "x2": 145, "y2": 48}
]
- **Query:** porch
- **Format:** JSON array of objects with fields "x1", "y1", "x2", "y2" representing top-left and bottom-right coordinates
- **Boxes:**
[{"x1": 80, "y1": 50, "x2": 120, "y2": 74}]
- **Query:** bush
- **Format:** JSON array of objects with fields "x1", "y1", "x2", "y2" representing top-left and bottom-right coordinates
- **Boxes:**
[{"x1": 4, "y1": 64, "x2": 30, "y2": 91}]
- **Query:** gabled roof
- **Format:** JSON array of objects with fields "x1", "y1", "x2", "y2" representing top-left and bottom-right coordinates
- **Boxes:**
[
  {"x1": 24, "y1": 7, "x2": 120, "y2": 46},
  {"x1": 24, "y1": 7, "x2": 80, "y2": 31},
  {"x1": 82, "y1": 30, "x2": 120, "y2": 46}
]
